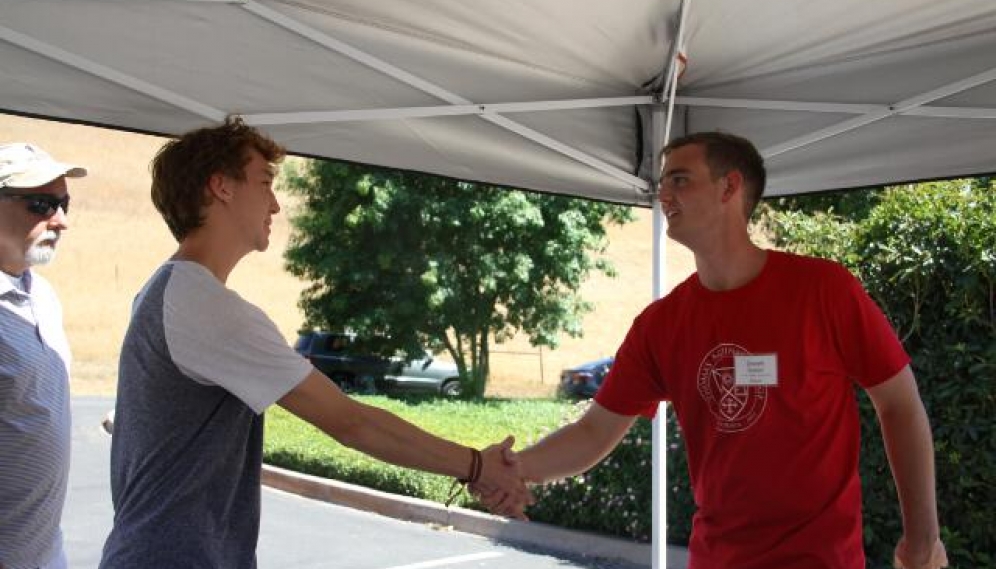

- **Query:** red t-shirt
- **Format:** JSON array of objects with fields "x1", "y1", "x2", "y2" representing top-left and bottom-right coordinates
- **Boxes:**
[{"x1": 596, "y1": 250, "x2": 909, "y2": 569}]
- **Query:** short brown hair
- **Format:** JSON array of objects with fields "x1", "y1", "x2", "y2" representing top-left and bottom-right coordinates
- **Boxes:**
[
  {"x1": 151, "y1": 116, "x2": 285, "y2": 241},
  {"x1": 663, "y1": 132, "x2": 766, "y2": 217}
]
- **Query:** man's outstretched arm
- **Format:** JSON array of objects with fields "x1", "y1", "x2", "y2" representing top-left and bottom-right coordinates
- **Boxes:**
[
  {"x1": 278, "y1": 369, "x2": 532, "y2": 517},
  {"x1": 517, "y1": 401, "x2": 637, "y2": 484}
]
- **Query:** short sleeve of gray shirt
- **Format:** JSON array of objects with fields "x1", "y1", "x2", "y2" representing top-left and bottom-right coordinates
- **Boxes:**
[{"x1": 162, "y1": 261, "x2": 311, "y2": 412}]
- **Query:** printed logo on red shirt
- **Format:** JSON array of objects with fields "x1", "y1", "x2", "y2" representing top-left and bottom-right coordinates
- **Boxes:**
[{"x1": 697, "y1": 344, "x2": 767, "y2": 433}]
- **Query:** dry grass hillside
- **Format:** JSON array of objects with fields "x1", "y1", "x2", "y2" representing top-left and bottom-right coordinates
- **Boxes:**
[{"x1": 2, "y1": 113, "x2": 696, "y2": 397}]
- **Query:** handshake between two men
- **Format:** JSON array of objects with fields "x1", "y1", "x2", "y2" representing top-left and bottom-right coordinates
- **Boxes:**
[{"x1": 462, "y1": 436, "x2": 534, "y2": 520}]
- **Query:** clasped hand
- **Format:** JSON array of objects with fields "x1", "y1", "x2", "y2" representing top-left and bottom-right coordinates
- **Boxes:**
[{"x1": 468, "y1": 436, "x2": 534, "y2": 520}]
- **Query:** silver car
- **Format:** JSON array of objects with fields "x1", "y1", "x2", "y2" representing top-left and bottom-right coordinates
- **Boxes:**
[{"x1": 381, "y1": 355, "x2": 463, "y2": 397}]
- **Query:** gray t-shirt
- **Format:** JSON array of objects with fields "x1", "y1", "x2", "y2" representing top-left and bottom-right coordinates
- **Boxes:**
[{"x1": 99, "y1": 261, "x2": 311, "y2": 569}]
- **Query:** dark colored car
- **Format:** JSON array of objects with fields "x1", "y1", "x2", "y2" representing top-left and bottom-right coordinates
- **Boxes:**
[
  {"x1": 557, "y1": 356, "x2": 614, "y2": 399},
  {"x1": 294, "y1": 331, "x2": 463, "y2": 397}
]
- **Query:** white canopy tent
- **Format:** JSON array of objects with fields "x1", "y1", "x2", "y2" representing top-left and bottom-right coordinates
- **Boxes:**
[
  {"x1": 2, "y1": 1, "x2": 994, "y2": 566},
  {"x1": 4, "y1": 0, "x2": 993, "y2": 203}
]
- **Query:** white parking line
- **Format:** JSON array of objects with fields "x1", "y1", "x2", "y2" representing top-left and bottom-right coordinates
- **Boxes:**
[{"x1": 383, "y1": 551, "x2": 504, "y2": 569}]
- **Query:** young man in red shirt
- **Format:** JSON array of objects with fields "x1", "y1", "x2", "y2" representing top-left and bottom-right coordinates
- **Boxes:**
[{"x1": 491, "y1": 132, "x2": 946, "y2": 569}]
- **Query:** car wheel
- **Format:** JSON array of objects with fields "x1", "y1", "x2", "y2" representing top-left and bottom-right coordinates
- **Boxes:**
[{"x1": 441, "y1": 379, "x2": 462, "y2": 397}]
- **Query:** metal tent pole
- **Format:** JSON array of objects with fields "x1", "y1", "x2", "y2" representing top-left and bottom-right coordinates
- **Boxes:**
[{"x1": 652, "y1": 0, "x2": 692, "y2": 567}]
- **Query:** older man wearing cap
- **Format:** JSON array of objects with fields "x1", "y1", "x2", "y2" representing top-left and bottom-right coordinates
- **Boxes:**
[{"x1": 0, "y1": 143, "x2": 87, "y2": 569}]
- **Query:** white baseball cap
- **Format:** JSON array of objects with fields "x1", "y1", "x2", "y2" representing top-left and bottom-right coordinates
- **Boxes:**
[{"x1": 0, "y1": 143, "x2": 88, "y2": 189}]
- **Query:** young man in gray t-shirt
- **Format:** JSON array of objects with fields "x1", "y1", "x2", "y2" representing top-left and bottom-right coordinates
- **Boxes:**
[{"x1": 99, "y1": 117, "x2": 532, "y2": 568}]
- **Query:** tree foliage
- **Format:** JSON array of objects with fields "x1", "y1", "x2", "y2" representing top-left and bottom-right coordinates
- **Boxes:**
[
  {"x1": 282, "y1": 159, "x2": 634, "y2": 397},
  {"x1": 766, "y1": 186, "x2": 884, "y2": 219}
]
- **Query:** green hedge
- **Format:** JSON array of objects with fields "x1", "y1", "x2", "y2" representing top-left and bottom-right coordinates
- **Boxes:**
[{"x1": 526, "y1": 404, "x2": 692, "y2": 545}]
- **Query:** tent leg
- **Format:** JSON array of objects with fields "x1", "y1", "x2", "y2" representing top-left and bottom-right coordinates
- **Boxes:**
[
  {"x1": 651, "y1": 0, "x2": 692, "y2": 565},
  {"x1": 651, "y1": 197, "x2": 669, "y2": 569},
  {"x1": 650, "y1": 104, "x2": 670, "y2": 568}
]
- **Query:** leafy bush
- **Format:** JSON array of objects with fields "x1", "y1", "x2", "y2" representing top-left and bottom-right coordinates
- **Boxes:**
[
  {"x1": 763, "y1": 180, "x2": 996, "y2": 567},
  {"x1": 527, "y1": 401, "x2": 692, "y2": 545}
]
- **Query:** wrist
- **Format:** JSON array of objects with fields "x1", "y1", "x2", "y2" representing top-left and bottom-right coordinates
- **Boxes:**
[
  {"x1": 517, "y1": 452, "x2": 543, "y2": 484},
  {"x1": 902, "y1": 521, "x2": 940, "y2": 543}
]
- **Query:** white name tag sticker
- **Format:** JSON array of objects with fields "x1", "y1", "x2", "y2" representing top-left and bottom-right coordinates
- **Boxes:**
[{"x1": 734, "y1": 354, "x2": 778, "y2": 386}]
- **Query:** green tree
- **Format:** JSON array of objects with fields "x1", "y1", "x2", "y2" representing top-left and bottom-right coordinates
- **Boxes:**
[{"x1": 282, "y1": 160, "x2": 634, "y2": 397}]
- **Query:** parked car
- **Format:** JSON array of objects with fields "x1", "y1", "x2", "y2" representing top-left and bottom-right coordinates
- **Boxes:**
[
  {"x1": 557, "y1": 356, "x2": 614, "y2": 399},
  {"x1": 293, "y1": 331, "x2": 463, "y2": 397},
  {"x1": 381, "y1": 353, "x2": 463, "y2": 397}
]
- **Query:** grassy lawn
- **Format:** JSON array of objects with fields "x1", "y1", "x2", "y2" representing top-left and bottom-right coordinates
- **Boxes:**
[{"x1": 263, "y1": 395, "x2": 580, "y2": 508}]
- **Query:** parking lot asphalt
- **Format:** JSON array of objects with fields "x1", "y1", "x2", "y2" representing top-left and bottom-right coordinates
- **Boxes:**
[{"x1": 65, "y1": 397, "x2": 687, "y2": 569}]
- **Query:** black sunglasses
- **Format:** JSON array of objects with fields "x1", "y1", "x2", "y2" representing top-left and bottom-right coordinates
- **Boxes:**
[{"x1": 0, "y1": 192, "x2": 71, "y2": 216}]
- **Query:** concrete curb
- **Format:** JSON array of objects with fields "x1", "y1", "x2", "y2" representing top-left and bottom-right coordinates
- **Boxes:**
[{"x1": 263, "y1": 464, "x2": 688, "y2": 568}]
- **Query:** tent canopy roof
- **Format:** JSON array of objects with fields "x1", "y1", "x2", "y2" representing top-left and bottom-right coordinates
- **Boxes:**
[{"x1": 2, "y1": 0, "x2": 994, "y2": 204}]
